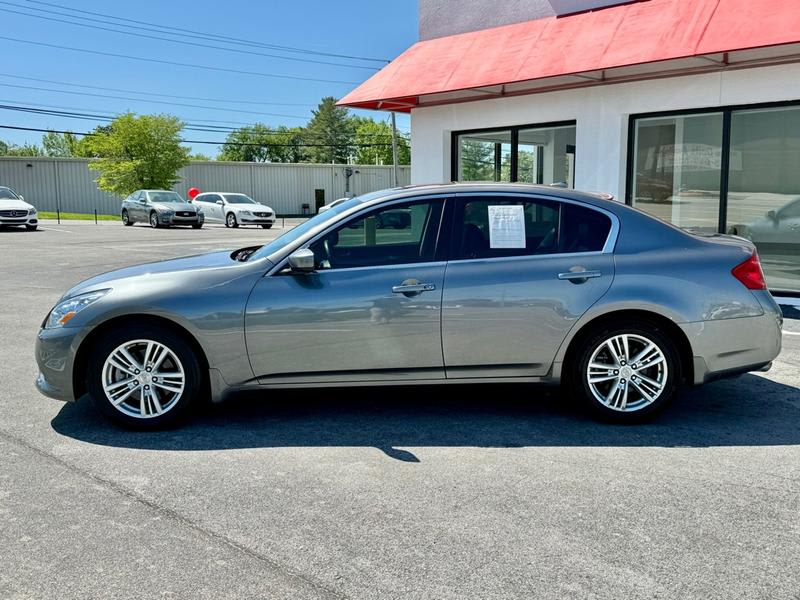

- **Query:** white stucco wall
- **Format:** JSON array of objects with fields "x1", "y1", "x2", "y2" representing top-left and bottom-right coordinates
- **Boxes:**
[{"x1": 410, "y1": 63, "x2": 800, "y2": 199}]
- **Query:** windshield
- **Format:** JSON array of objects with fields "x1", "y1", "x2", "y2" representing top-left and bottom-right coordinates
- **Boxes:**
[
  {"x1": 0, "y1": 187, "x2": 18, "y2": 200},
  {"x1": 224, "y1": 194, "x2": 256, "y2": 205},
  {"x1": 149, "y1": 191, "x2": 187, "y2": 204},
  {"x1": 247, "y1": 197, "x2": 362, "y2": 262}
]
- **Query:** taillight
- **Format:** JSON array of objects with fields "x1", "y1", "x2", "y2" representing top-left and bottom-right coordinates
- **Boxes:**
[{"x1": 732, "y1": 252, "x2": 767, "y2": 290}]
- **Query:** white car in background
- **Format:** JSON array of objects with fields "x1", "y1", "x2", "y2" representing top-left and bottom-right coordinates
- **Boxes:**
[
  {"x1": 317, "y1": 197, "x2": 350, "y2": 214},
  {"x1": 0, "y1": 186, "x2": 38, "y2": 231},
  {"x1": 192, "y1": 192, "x2": 276, "y2": 228}
]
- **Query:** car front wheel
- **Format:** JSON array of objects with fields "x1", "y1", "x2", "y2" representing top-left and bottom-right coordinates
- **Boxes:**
[
  {"x1": 570, "y1": 320, "x2": 680, "y2": 422},
  {"x1": 150, "y1": 211, "x2": 160, "y2": 229},
  {"x1": 122, "y1": 210, "x2": 132, "y2": 226},
  {"x1": 226, "y1": 212, "x2": 238, "y2": 228},
  {"x1": 261, "y1": 223, "x2": 273, "y2": 229},
  {"x1": 85, "y1": 324, "x2": 203, "y2": 428},
  {"x1": 26, "y1": 224, "x2": 38, "y2": 231}
]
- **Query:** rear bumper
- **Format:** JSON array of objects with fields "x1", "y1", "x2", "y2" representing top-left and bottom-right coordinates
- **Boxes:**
[{"x1": 681, "y1": 311, "x2": 782, "y2": 385}]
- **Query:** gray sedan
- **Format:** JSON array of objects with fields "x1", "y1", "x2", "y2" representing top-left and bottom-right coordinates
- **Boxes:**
[
  {"x1": 121, "y1": 190, "x2": 204, "y2": 228},
  {"x1": 36, "y1": 183, "x2": 782, "y2": 428}
]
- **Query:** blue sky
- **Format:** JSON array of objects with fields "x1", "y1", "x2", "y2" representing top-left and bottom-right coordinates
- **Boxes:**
[{"x1": 1, "y1": 0, "x2": 417, "y2": 154}]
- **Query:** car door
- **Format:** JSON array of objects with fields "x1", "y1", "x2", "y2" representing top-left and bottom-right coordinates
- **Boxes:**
[
  {"x1": 245, "y1": 197, "x2": 447, "y2": 384},
  {"x1": 195, "y1": 194, "x2": 218, "y2": 222},
  {"x1": 441, "y1": 194, "x2": 616, "y2": 378},
  {"x1": 130, "y1": 191, "x2": 146, "y2": 222}
]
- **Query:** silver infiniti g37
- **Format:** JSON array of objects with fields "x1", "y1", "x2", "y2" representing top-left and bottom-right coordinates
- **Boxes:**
[{"x1": 35, "y1": 184, "x2": 783, "y2": 427}]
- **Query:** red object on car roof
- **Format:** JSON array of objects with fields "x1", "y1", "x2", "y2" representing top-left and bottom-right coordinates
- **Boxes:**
[{"x1": 338, "y1": 0, "x2": 800, "y2": 112}]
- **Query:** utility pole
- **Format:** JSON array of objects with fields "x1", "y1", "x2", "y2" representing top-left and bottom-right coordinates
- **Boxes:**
[{"x1": 391, "y1": 112, "x2": 399, "y2": 187}]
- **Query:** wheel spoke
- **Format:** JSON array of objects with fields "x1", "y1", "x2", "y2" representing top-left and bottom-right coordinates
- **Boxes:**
[
  {"x1": 118, "y1": 347, "x2": 142, "y2": 371},
  {"x1": 589, "y1": 374, "x2": 618, "y2": 384},
  {"x1": 151, "y1": 345, "x2": 169, "y2": 371},
  {"x1": 618, "y1": 380, "x2": 629, "y2": 410},
  {"x1": 635, "y1": 372, "x2": 664, "y2": 391},
  {"x1": 630, "y1": 378, "x2": 656, "y2": 403}
]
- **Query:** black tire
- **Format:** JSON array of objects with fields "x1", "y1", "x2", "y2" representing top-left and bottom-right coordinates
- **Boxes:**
[
  {"x1": 567, "y1": 319, "x2": 681, "y2": 423},
  {"x1": 25, "y1": 224, "x2": 38, "y2": 231},
  {"x1": 226, "y1": 212, "x2": 239, "y2": 228},
  {"x1": 149, "y1": 211, "x2": 160, "y2": 229},
  {"x1": 121, "y1": 210, "x2": 132, "y2": 226},
  {"x1": 192, "y1": 223, "x2": 203, "y2": 229},
  {"x1": 85, "y1": 323, "x2": 203, "y2": 429},
  {"x1": 260, "y1": 223, "x2": 273, "y2": 229}
]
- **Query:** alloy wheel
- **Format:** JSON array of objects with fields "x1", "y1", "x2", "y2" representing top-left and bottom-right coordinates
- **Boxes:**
[
  {"x1": 101, "y1": 339, "x2": 185, "y2": 419},
  {"x1": 586, "y1": 333, "x2": 668, "y2": 412}
]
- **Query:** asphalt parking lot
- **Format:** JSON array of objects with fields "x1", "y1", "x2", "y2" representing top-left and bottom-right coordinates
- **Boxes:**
[{"x1": 2, "y1": 220, "x2": 800, "y2": 599}]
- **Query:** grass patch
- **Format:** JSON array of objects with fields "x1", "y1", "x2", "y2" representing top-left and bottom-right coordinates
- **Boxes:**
[{"x1": 39, "y1": 211, "x2": 118, "y2": 221}]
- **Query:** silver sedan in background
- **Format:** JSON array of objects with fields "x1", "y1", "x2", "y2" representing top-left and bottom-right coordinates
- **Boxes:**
[
  {"x1": 121, "y1": 190, "x2": 204, "y2": 228},
  {"x1": 36, "y1": 183, "x2": 782, "y2": 428}
]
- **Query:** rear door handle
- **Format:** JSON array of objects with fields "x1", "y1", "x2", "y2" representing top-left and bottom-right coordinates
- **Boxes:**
[
  {"x1": 558, "y1": 270, "x2": 602, "y2": 281},
  {"x1": 392, "y1": 283, "x2": 436, "y2": 295}
]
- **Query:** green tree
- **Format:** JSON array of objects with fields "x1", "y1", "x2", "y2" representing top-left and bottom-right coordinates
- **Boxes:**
[
  {"x1": 458, "y1": 139, "x2": 494, "y2": 180},
  {"x1": 352, "y1": 119, "x2": 410, "y2": 165},
  {"x1": 0, "y1": 139, "x2": 8, "y2": 155},
  {"x1": 80, "y1": 113, "x2": 190, "y2": 196},
  {"x1": 190, "y1": 152, "x2": 213, "y2": 161},
  {"x1": 4, "y1": 142, "x2": 44, "y2": 157},
  {"x1": 304, "y1": 97, "x2": 354, "y2": 164},
  {"x1": 42, "y1": 131, "x2": 79, "y2": 157},
  {"x1": 218, "y1": 124, "x2": 307, "y2": 163}
]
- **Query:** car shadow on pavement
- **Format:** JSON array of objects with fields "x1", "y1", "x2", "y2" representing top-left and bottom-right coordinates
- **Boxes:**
[{"x1": 51, "y1": 374, "x2": 800, "y2": 462}]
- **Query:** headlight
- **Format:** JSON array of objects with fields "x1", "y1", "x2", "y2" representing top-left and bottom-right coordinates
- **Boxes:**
[
  {"x1": 240, "y1": 210, "x2": 252, "y2": 216},
  {"x1": 162, "y1": 210, "x2": 175, "y2": 217},
  {"x1": 30, "y1": 208, "x2": 37, "y2": 214},
  {"x1": 45, "y1": 289, "x2": 109, "y2": 329}
]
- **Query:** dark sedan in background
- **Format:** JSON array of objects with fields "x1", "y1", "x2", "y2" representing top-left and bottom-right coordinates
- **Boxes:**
[
  {"x1": 36, "y1": 183, "x2": 782, "y2": 428},
  {"x1": 121, "y1": 190, "x2": 204, "y2": 228}
]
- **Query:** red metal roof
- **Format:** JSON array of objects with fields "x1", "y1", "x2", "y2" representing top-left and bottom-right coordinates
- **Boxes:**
[{"x1": 338, "y1": 0, "x2": 800, "y2": 112}]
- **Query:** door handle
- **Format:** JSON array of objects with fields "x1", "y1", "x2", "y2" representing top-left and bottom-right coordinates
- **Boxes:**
[
  {"x1": 392, "y1": 283, "x2": 436, "y2": 295},
  {"x1": 558, "y1": 269, "x2": 602, "y2": 282}
]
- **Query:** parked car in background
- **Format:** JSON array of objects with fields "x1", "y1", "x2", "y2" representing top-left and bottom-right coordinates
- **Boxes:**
[
  {"x1": 318, "y1": 197, "x2": 349, "y2": 214},
  {"x1": 192, "y1": 192, "x2": 275, "y2": 228},
  {"x1": 121, "y1": 190, "x2": 204, "y2": 229},
  {"x1": 730, "y1": 196, "x2": 800, "y2": 254},
  {"x1": 35, "y1": 183, "x2": 782, "y2": 429},
  {"x1": 0, "y1": 186, "x2": 38, "y2": 231}
]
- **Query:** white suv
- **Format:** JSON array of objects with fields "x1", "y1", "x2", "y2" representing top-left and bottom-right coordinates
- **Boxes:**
[
  {"x1": 192, "y1": 192, "x2": 276, "y2": 228},
  {"x1": 0, "y1": 186, "x2": 38, "y2": 231}
]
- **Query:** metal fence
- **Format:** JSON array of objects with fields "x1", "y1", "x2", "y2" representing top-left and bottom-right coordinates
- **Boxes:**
[{"x1": 0, "y1": 157, "x2": 411, "y2": 216}]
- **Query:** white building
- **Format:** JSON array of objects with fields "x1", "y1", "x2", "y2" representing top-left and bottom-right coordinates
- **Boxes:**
[{"x1": 339, "y1": 0, "x2": 800, "y2": 295}]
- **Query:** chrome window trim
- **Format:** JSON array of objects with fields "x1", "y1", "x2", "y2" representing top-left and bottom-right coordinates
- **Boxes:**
[{"x1": 453, "y1": 191, "x2": 620, "y2": 255}]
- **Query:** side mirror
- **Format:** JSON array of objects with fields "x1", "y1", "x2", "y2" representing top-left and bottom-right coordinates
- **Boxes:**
[
  {"x1": 767, "y1": 210, "x2": 778, "y2": 221},
  {"x1": 287, "y1": 249, "x2": 315, "y2": 273},
  {"x1": 216, "y1": 199, "x2": 224, "y2": 205}
]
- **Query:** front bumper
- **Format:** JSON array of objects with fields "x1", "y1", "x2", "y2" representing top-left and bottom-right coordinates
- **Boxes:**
[
  {"x1": 35, "y1": 326, "x2": 82, "y2": 402},
  {"x1": 239, "y1": 214, "x2": 275, "y2": 225},
  {"x1": 161, "y1": 213, "x2": 204, "y2": 226},
  {"x1": 0, "y1": 215, "x2": 37, "y2": 226}
]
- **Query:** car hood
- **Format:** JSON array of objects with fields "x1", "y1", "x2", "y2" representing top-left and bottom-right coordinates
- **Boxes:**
[
  {"x1": 62, "y1": 250, "x2": 266, "y2": 300},
  {"x1": 0, "y1": 198, "x2": 34, "y2": 211},
  {"x1": 152, "y1": 202, "x2": 198, "y2": 211},
  {"x1": 232, "y1": 203, "x2": 272, "y2": 212}
]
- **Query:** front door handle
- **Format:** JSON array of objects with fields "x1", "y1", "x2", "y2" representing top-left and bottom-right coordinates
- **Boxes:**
[
  {"x1": 392, "y1": 281, "x2": 436, "y2": 296},
  {"x1": 558, "y1": 269, "x2": 602, "y2": 283}
]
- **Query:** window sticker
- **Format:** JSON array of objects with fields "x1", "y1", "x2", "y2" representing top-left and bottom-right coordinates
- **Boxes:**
[{"x1": 487, "y1": 205, "x2": 526, "y2": 248}]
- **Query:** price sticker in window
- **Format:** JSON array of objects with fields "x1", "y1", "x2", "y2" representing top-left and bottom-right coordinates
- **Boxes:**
[{"x1": 488, "y1": 205, "x2": 526, "y2": 248}]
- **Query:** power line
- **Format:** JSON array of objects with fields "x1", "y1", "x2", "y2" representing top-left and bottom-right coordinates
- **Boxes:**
[
  {"x1": 3, "y1": 37, "x2": 362, "y2": 85},
  {"x1": 0, "y1": 3, "x2": 380, "y2": 71},
  {"x1": 0, "y1": 73, "x2": 318, "y2": 107},
  {"x1": 0, "y1": 82, "x2": 311, "y2": 119},
  {"x1": 21, "y1": 0, "x2": 390, "y2": 64},
  {"x1": 0, "y1": 124, "x2": 397, "y2": 147}
]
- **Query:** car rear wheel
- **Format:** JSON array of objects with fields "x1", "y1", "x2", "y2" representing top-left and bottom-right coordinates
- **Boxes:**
[
  {"x1": 260, "y1": 223, "x2": 272, "y2": 229},
  {"x1": 226, "y1": 212, "x2": 238, "y2": 228},
  {"x1": 86, "y1": 324, "x2": 202, "y2": 429},
  {"x1": 122, "y1": 210, "x2": 132, "y2": 226},
  {"x1": 149, "y1": 211, "x2": 159, "y2": 229},
  {"x1": 569, "y1": 320, "x2": 680, "y2": 422}
]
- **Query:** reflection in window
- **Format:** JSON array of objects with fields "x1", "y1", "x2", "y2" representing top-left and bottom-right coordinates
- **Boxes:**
[
  {"x1": 517, "y1": 125, "x2": 576, "y2": 187},
  {"x1": 725, "y1": 106, "x2": 800, "y2": 292},
  {"x1": 457, "y1": 130, "x2": 512, "y2": 182},
  {"x1": 631, "y1": 113, "x2": 723, "y2": 232}
]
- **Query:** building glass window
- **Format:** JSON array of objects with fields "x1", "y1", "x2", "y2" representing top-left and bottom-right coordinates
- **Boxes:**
[
  {"x1": 726, "y1": 106, "x2": 800, "y2": 292},
  {"x1": 630, "y1": 112, "x2": 723, "y2": 232},
  {"x1": 457, "y1": 130, "x2": 512, "y2": 182},
  {"x1": 517, "y1": 125, "x2": 576, "y2": 187},
  {"x1": 454, "y1": 123, "x2": 577, "y2": 185},
  {"x1": 629, "y1": 102, "x2": 800, "y2": 293}
]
